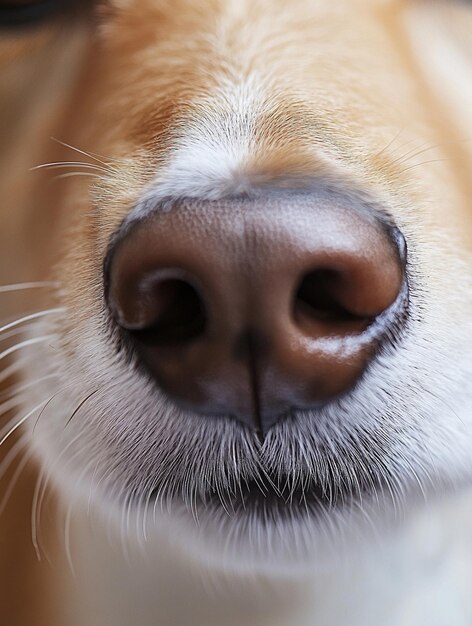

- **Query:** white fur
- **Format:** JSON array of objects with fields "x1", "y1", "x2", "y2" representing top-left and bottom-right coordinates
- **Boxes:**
[{"x1": 11, "y1": 4, "x2": 472, "y2": 625}]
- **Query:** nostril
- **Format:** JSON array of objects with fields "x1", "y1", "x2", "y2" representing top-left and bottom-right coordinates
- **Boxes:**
[
  {"x1": 294, "y1": 269, "x2": 373, "y2": 335},
  {"x1": 143, "y1": 276, "x2": 206, "y2": 344},
  {"x1": 117, "y1": 271, "x2": 207, "y2": 345}
]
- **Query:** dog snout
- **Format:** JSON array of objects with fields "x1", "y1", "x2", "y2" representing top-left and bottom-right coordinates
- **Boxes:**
[{"x1": 107, "y1": 193, "x2": 407, "y2": 436}]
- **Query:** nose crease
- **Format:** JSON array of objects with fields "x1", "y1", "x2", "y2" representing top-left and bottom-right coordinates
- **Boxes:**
[{"x1": 244, "y1": 331, "x2": 265, "y2": 438}]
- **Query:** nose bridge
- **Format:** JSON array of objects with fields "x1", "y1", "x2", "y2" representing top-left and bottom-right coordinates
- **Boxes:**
[
  {"x1": 171, "y1": 205, "x2": 274, "y2": 334},
  {"x1": 107, "y1": 192, "x2": 407, "y2": 436},
  {"x1": 236, "y1": 207, "x2": 300, "y2": 332}
]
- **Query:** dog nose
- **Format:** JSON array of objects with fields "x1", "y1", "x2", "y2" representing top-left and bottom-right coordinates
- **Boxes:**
[{"x1": 107, "y1": 194, "x2": 406, "y2": 436}]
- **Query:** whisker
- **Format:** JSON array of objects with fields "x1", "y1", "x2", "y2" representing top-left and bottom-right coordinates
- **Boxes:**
[
  {"x1": 0, "y1": 352, "x2": 47, "y2": 387},
  {"x1": 64, "y1": 390, "x2": 100, "y2": 428},
  {"x1": 32, "y1": 429, "x2": 88, "y2": 561},
  {"x1": 32, "y1": 467, "x2": 47, "y2": 561},
  {"x1": 0, "y1": 282, "x2": 59, "y2": 294},
  {"x1": 373, "y1": 127, "x2": 406, "y2": 160},
  {"x1": 0, "y1": 309, "x2": 63, "y2": 335},
  {"x1": 0, "y1": 443, "x2": 33, "y2": 516},
  {"x1": 393, "y1": 137, "x2": 472, "y2": 168},
  {"x1": 53, "y1": 172, "x2": 103, "y2": 181},
  {"x1": 50, "y1": 137, "x2": 115, "y2": 169},
  {"x1": 0, "y1": 396, "x2": 22, "y2": 418},
  {"x1": 0, "y1": 373, "x2": 59, "y2": 403},
  {"x1": 0, "y1": 318, "x2": 62, "y2": 346},
  {"x1": 388, "y1": 141, "x2": 438, "y2": 168},
  {"x1": 0, "y1": 327, "x2": 31, "y2": 345},
  {"x1": 0, "y1": 360, "x2": 25, "y2": 385},
  {"x1": 399, "y1": 158, "x2": 449, "y2": 174},
  {"x1": 0, "y1": 398, "x2": 52, "y2": 448},
  {"x1": 0, "y1": 335, "x2": 54, "y2": 363},
  {"x1": 31, "y1": 162, "x2": 109, "y2": 174},
  {"x1": 0, "y1": 434, "x2": 28, "y2": 485},
  {"x1": 33, "y1": 383, "x2": 76, "y2": 433},
  {"x1": 64, "y1": 498, "x2": 77, "y2": 577}
]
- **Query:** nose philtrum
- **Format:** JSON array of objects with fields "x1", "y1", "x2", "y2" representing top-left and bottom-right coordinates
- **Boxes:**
[{"x1": 106, "y1": 194, "x2": 407, "y2": 437}]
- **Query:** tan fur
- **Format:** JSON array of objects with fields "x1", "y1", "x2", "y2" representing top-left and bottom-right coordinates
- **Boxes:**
[{"x1": 2, "y1": 1, "x2": 472, "y2": 623}]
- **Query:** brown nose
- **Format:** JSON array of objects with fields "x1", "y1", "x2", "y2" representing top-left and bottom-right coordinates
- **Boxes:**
[{"x1": 106, "y1": 193, "x2": 406, "y2": 436}]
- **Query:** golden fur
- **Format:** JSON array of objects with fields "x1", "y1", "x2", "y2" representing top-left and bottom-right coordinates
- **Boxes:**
[{"x1": 2, "y1": 1, "x2": 472, "y2": 623}]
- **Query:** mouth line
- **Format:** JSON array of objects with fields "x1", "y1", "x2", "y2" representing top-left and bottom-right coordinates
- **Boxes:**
[
  {"x1": 205, "y1": 479, "x2": 336, "y2": 520},
  {"x1": 148, "y1": 471, "x2": 377, "y2": 523}
]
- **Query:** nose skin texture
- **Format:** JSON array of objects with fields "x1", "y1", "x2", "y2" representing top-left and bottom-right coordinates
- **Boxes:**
[{"x1": 107, "y1": 193, "x2": 406, "y2": 437}]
